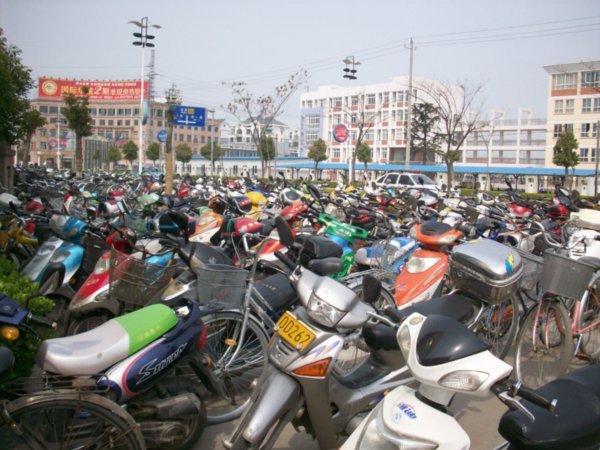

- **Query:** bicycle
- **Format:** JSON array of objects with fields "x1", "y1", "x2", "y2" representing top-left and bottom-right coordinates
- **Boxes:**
[{"x1": 514, "y1": 223, "x2": 600, "y2": 388}]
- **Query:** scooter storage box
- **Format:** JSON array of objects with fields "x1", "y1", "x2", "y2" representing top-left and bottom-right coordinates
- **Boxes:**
[
  {"x1": 292, "y1": 235, "x2": 343, "y2": 266},
  {"x1": 450, "y1": 240, "x2": 523, "y2": 304}
]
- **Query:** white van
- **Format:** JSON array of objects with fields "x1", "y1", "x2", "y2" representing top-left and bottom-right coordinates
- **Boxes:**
[{"x1": 374, "y1": 172, "x2": 440, "y2": 192}]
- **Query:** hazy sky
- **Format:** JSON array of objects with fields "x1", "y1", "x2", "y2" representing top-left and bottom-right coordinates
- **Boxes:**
[{"x1": 1, "y1": 0, "x2": 599, "y2": 127}]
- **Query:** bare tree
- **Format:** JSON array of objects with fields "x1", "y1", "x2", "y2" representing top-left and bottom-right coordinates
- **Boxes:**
[
  {"x1": 417, "y1": 80, "x2": 484, "y2": 193},
  {"x1": 223, "y1": 70, "x2": 307, "y2": 178}
]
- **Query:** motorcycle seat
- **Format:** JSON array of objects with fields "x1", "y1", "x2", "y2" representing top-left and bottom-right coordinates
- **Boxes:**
[
  {"x1": 578, "y1": 256, "x2": 600, "y2": 271},
  {"x1": 498, "y1": 365, "x2": 600, "y2": 450},
  {"x1": 37, "y1": 304, "x2": 178, "y2": 376},
  {"x1": 307, "y1": 257, "x2": 345, "y2": 276},
  {"x1": 385, "y1": 294, "x2": 477, "y2": 325},
  {"x1": 420, "y1": 222, "x2": 453, "y2": 236},
  {"x1": 252, "y1": 272, "x2": 296, "y2": 312}
]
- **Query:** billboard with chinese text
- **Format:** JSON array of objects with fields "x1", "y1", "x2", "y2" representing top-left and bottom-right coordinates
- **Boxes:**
[{"x1": 38, "y1": 78, "x2": 148, "y2": 101}]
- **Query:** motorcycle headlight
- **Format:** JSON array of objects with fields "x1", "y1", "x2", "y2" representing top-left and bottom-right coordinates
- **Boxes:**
[
  {"x1": 307, "y1": 294, "x2": 344, "y2": 328},
  {"x1": 50, "y1": 250, "x2": 70, "y2": 263},
  {"x1": 93, "y1": 256, "x2": 111, "y2": 274},
  {"x1": 438, "y1": 370, "x2": 489, "y2": 391},
  {"x1": 398, "y1": 324, "x2": 411, "y2": 358},
  {"x1": 405, "y1": 256, "x2": 440, "y2": 274}
]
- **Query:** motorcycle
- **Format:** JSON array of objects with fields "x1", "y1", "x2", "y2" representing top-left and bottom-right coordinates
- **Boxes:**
[{"x1": 341, "y1": 309, "x2": 600, "y2": 450}]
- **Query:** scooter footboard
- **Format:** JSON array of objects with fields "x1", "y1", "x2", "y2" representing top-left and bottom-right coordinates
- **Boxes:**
[{"x1": 242, "y1": 370, "x2": 302, "y2": 445}]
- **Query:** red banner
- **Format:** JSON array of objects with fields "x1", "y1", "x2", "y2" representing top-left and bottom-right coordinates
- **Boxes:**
[{"x1": 38, "y1": 78, "x2": 148, "y2": 101}]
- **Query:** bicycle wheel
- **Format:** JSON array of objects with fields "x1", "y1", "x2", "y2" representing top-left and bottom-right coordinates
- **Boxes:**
[
  {"x1": 200, "y1": 311, "x2": 269, "y2": 424},
  {"x1": 515, "y1": 298, "x2": 574, "y2": 389},
  {"x1": 472, "y1": 295, "x2": 520, "y2": 360},
  {"x1": 0, "y1": 391, "x2": 145, "y2": 450},
  {"x1": 578, "y1": 291, "x2": 600, "y2": 361}
]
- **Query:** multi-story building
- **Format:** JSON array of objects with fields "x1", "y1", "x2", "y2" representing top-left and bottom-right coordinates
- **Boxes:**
[
  {"x1": 544, "y1": 61, "x2": 600, "y2": 169},
  {"x1": 221, "y1": 117, "x2": 300, "y2": 158},
  {"x1": 29, "y1": 77, "x2": 221, "y2": 168}
]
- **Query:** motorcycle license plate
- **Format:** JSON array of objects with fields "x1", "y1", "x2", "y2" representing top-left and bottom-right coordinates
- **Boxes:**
[{"x1": 275, "y1": 311, "x2": 316, "y2": 352}]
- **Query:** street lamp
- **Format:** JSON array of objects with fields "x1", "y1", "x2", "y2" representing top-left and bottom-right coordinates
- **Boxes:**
[
  {"x1": 342, "y1": 56, "x2": 360, "y2": 80},
  {"x1": 208, "y1": 109, "x2": 215, "y2": 176},
  {"x1": 128, "y1": 17, "x2": 161, "y2": 175}
]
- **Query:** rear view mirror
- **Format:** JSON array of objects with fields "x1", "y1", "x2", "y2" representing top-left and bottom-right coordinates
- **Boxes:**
[
  {"x1": 361, "y1": 275, "x2": 382, "y2": 305},
  {"x1": 275, "y1": 216, "x2": 294, "y2": 248}
]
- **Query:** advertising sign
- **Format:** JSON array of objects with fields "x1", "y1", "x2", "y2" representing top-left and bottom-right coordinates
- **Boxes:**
[
  {"x1": 333, "y1": 124, "x2": 349, "y2": 143},
  {"x1": 38, "y1": 78, "x2": 148, "y2": 101},
  {"x1": 173, "y1": 106, "x2": 206, "y2": 127}
]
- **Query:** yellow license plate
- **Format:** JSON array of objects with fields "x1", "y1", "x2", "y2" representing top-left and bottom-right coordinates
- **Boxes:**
[{"x1": 275, "y1": 311, "x2": 316, "y2": 352}]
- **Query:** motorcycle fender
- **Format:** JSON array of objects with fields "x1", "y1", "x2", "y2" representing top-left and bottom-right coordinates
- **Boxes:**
[{"x1": 243, "y1": 370, "x2": 302, "y2": 445}]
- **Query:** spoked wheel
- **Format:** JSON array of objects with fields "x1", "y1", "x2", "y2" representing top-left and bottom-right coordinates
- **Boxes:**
[
  {"x1": 0, "y1": 392, "x2": 145, "y2": 450},
  {"x1": 200, "y1": 311, "x2": 269, "y2": 424},
  {"x1": 578, "y1": 292, "x2": 600, "y2": 361},
  {"x1": 67, "y1": 312, "x2": 112, "y2": 335},
  {"x1": 472, "y1": 296, "x2": 520, "y2": 360},
  {"x1": 515, "y1": 298, "x2": 574, "y2": 388}
]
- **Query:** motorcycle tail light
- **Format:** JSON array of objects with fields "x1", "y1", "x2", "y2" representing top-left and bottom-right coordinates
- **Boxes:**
[
  {"x1": 292, "y1": 358, "x2": 331, "y2": 378},
  {"x1": 1, "y1": 325, "x2": 19, "y2": 341},
  {"x1": 198, "y1": 325, "x2": 208, "y2": 351}
]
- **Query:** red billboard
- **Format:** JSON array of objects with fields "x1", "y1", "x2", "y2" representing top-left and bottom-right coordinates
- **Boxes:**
[
  {"x1": 333, "y1": 124, "x2": 349, "y2": 143},
  {"x1": 38, "y1": 78, "x2": 148, "y2": 101}
]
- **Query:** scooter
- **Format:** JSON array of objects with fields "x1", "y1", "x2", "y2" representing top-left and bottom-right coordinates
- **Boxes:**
[
  {"x1": 341, "y1": 309, "x2": 600, "y2": 450},
  {"x1": 0, "y1": 292, "x2": 217, "y2": 449}
]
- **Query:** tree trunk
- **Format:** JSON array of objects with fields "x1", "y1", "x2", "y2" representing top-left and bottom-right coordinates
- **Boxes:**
[
  {"x1": 447, "y1": 161, "x2": 454, "y2": 195},
  {"x1": 564, "y1": 166, "x2": 569, "y2": 190},
  {"x1": 75, "y1": 135, "x2": 83, "y2": 176},
  {"x1": 314, "y1": 162, "x2": 318, "y2": 181}
]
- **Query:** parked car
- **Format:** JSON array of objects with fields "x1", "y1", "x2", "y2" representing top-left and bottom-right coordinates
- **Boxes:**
[{"x1": 374, "y1": 172, "x2": 440, "y2": 192}]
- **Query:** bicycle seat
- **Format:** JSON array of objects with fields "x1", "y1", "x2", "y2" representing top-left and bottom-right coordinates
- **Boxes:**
[
  {"x1": 499, "y1": 365, "x2": 600, "y2": 449},
  {"x1": 37, "y1": 304, "x2": 178, "y2": 376},
  {"x1": 578, "y1": 256, "x2": 600, "y2": 271}
]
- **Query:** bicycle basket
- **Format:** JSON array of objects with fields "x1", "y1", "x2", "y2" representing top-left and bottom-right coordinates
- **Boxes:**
[
  {"x1": 109, "y1": 248, "x2": 179, "y2": 307},
  {"x1": 378, "y1": 240, "x2": 408, "y2": 274},
  {"x1": 539, "y1": 248, "x2": 596, "y2": 300},
  {"x1": 196, "y1": 264, "x2": 248, "y2": 308},
  {"x1": 83, "y1": 234, "x2": 109, "y2": 274},
  {"x1": 515, "y1": 248, "x2": 544, "y2": 292}
]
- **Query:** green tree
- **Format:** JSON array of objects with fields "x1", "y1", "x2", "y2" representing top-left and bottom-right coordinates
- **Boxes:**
[
  {"x1": 108, "y1": 146, "x2": 121, "y2": 169},
  {"x1": 121, "y1": 140, "x2": 138, "y2": 169},
  {"x1": 356, "y1": 142, "x2": 372, "y2": 175},
  {"x1": 224, "y1": 70, "x2": 308, "y2": 177},
  {"x1": 175, "y1": 143, "x2": 192, "y2": 174},
  {"x1": 0, "y1": 29, "x2": 34, "y2": 186},
  {"x1": 410, "y1": 103, "x2": 441, "y2": 165},
  {"x1": 553, "y1": 131, "x2": 579, "y2": 189},
  {"x1": 146, "y1": 142, "x2": 160, "y2": 165},
  {"x1": 19, "y1": 109, "x2": 47, "y2": 164},
  {"x1": 307, "y1": 138, "x2": 327, "y2": 180},
  {"x1": 62, "y1": 90, "x2": 92, "y2": 176},
  {"x1": 200, "y1": 141, "x2": 222, "y2": 174},
  {"x1": 260, "y1": 136, "x2": 276, "y2": 176}
]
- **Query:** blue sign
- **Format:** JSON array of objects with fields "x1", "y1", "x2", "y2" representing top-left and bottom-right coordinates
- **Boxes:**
[
  {"x1": 173, "y1": 106, "x2": 206, "y2": 127},
  {"x1": 157, "y1": 130, "x2": 168, "y2": 143}
]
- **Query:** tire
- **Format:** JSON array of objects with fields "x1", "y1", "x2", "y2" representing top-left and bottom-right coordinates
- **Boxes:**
[
  {"x1": 578, "y1": 292, "x2": 600, "y2": 361},
  {"x1": 472, "y1": 295, "x2": 520, "y2": 360},
  {"x1": 514, "y1": 298, "x2": 574, "y2": 389},
  {"x1": 67, "y1": 312, "x2": 112, "y2": 335},
  {"x1": 129, "y1": 377, "x2": 206, "y2": 450},
  {"x1": 199, "y1": 311, "x2": 269, "y2": 424},
  {"x1": 0, "y1": 391, "x2": 145, "y2": 450}
]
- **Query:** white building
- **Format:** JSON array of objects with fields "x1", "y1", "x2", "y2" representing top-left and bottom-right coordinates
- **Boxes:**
[{"x1": 221, "y1": 117, "x2": 300, "y2": 158}]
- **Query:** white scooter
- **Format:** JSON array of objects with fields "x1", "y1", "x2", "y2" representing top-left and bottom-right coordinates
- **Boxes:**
[{"x1": 341, "y1": 309, "x2": 600, "y2": 449}]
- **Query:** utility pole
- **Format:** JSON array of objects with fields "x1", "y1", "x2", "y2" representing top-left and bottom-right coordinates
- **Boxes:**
[
  {"x1": 405, "y1": 38, "x2": 414, "y2": 171},
  {"x1": 209, "y1": 109, "x2": 215, "y2": 176},
  {"x1": 165, "y1": 84, "x2": 181, "y2": 195},
  {"x1": 595, "y1": 119, "x2": 600, "y2": 196}
]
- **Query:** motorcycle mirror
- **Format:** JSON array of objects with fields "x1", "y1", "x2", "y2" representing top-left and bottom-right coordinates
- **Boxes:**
[
  {"x1": 361, "y1": 275, "x2": 382, "y2": 305},
  {"x1": 275, "y1": 216, "x2": 294, "y2": 248},
  {"x1": 308, "y1": 183, "x2": 321, "y2": 201}
]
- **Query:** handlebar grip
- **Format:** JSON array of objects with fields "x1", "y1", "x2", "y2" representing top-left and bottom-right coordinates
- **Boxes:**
[
  {"x1": 274, "y1": 250, "x2": 296, "y2": 270},
  {"x1": 383, "y1": 306, "x2": 409, "y2": 324},
  {"x1": 28, "y1": 313, "x2": 58, "y2": 330},
  {"x1": 515, "y1": 382, "x2": 557, "y2": 413}
]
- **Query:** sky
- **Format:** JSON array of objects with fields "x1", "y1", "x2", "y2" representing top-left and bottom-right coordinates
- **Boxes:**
[{"x1": 1, "y1": 0, "x2": 599, "y2": 127}]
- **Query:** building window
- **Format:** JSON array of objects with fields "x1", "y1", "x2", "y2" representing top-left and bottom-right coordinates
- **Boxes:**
[
  {"x1": 552, "y1": 73, "x2": 577, "y2": 90},
  {"x1": 581, "y1": 71, "x2": 600, "y2": 88},
  {"x1": 382, "y1": 129, "x2": 388, "y2": 140},
  {"x1": 565, "y1": 99, "x2": 574, "y2": 113},
  {"x1": 117, "y1": 120, "x2": 122, "y2": 126},
  {"x1": 333, "y1": 97, "x2": 342, "y2": 108},
  {"x1": 125, "y1": 120, "x2": 130, "y2": 126},
  {"x1": 201, "y1": 136, "x2": 206, "y2": 144},
  {"x1": 108, "y1": 120, "x2": 114, "y2": 126},
  {"x1": 49, "y1": 106, "x2": 59, "y2": 114},
  {"x1": 554, "y1": 100, "x2": 563, "y2": 114},
  {"x1": 306, "y1": 115, "x2": 320, "y2": 129},
  {"x1": 351, "y1": 96, "x2": 358, "y2": 106},
  {"x1": 365, "y1": 130, "x2": 374, "y2": 141},
  {"x1": 367, "y1": 94, "x2": 376, "y2": 105},
  {"x1": 595, "y1": 98, "x2": 600, "y2": 112},
  {"x1": 99, "y1": 108, "x2": 107, "y2": 116},
  {"x1": 187, "y1": 135, "x2": 191, "y2": 143},
  {"x1": 39, "y1": 105, "x2": 48, "y2": 113},
  {"x1": 333, "y1": 148, "x2": 340, "y2": 159},
  {"x1": 117, "y1": 109, "x2": 124, "y2": 116},
  {"x1": 553, "y1": 123, "x2": 573, "y2": 138},
  {"x1": 99, "y1": 119, "x2": 105, "y2": 126},
  {"x1": 583, "y1": 98, "x2": 592, "y2": 112},
  {"x1": 580, "y1": 148, "x2": 589, "y2": 161},
  {"x1": 581, "y1": 123, "x2": 591, "y2": 138},
  {"x1": 382, "y1": 92, "x2": 389, "y2": 104}
]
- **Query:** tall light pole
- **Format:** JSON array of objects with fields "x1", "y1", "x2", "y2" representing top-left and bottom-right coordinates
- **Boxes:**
[
  {"x1": 128, "y1": 17, "x2": 160, "y2": 175},
  {"x1": 595, "y1": 119, "x2": 600, "y2": 196},
  {"x1": 405, "y1": 38, "x2": 414, "y2": 171},
  {"x1": 208, "y1": 109, "x2": 215, "y2": 176},
  {"x1": 342, "y1": 56, "x2": 360, "y2": 183}
]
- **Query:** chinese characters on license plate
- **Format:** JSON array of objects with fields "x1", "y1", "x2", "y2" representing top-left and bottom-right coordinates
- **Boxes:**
[{"x1": 275, "y1": 311, "x2": 316, "y2": 351}]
